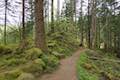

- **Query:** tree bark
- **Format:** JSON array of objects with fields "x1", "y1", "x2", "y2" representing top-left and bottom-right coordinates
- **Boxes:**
[
  {"x1": 20, "y1": 0, "x2": 26, "y2": 49},
  {"x1": 35, "y1": 0, "x2": 47, "y2": 52},
  {"x1": 4, "y1": 0, "x2": 7, "y2": 45},
  {"x1": 57, "y1": 0, "x2": 60, "y2": 20},
  {"x1": 80, "y1": 0, "x2": 84, "y2": 46},
  {"x1": 87, "y1": 0, "x2": 91, "y2": 48},
  {"x1": 91, "y1": 0, "x2": 97, "y2": 48},
  {"x1": 51, "y1": 0, "x2": 54, "y2": 32}
]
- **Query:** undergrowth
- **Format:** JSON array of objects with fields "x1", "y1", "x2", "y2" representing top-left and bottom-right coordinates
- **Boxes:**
[
  {"x1": 77, "y1": 50, "x2": 120, "y2": 80},
  {"x1": 77, "y1": 51, "x2": 98, "y2": 80},
  {"x1": 0, "y1": 32, "x2": 79, "y2": 80}
]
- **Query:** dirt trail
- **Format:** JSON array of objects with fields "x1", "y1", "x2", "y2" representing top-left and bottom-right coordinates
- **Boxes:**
[{"x1": 38, "y1": 48, "x2": 84, "y2": 80}]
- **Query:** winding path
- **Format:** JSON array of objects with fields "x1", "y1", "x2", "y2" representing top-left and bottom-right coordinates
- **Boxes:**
[{"x1": 38, "y1": 48, "x2": 84, "y2": 80}]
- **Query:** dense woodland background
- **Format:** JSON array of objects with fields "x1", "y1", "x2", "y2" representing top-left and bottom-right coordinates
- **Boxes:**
[
  {"x1": 0, "y1": 0, "x2": 120, "y2": 80},
  {"x1": 0, "y1": 0, "x2": 120, "y2": 53}
]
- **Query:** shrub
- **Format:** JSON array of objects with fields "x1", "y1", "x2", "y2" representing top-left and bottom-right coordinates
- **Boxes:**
[
  {"x1": 7, "y1": 58, "x2": 18, "y2": 66},
  {"x1": 16, "y1": 73, "x2": 35, "y2": 80},
  {"x1": 0, "y1": 45, "x2": 13, "y2": 55},
  {"x1": 25, "y1": 48, "x2": 43, "y2": 60},
  {"x1": 0, "y1": 74, "x2": 6, "y2": 80},
  {"x1": 48, "y1": 40, "x2": 57, "y2": 48},
  {"x1": 6, "y1": 58, "x2": 27, "y2": 66},
  {"x1": 42, "y1": 55, "x2": 59, "y2": 72},
  {"x1": 22, "y1": 59, "x2": 45, "y2": 74},
  {"x1": 52, "y1": 51, "x2": 65, "y2": 59},
  {"x1": 4, "y1": 69, "x2": 22, "y2": 80}
]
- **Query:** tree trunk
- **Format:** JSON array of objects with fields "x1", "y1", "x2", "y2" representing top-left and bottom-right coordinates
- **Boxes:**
[
  {"x1": 91, "y1": 0, "x2": 97, "y2": 48},
  {"x1": 4, "y1": 0, "x2": 7, "y2": 45},
  {"x1": 20, "y1": 0, "x2": 26, "y2": 49},
  {"x1": 35, "y1": 0, "x2": 47, "y2": 52},
  {"x1": 51, "y1": 0, "x2": 54, "y2": 32},
  {"x1": 87, "y1": 0, "x2": 91, "y2": 48},
  {"x1": 80, "y1": 0, "x2": 83, "y2": 46},
  {"x1": 57, "y1": 0, "x2": 60, "y2": 20},
  {"x1": 70, "y1": 0, "x2": 74, "y2": 22}
]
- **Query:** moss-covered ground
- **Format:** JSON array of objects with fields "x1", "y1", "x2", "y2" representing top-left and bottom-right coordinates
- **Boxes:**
[
  {"x1": 0, "y1": 32, "x2": 79, "y2": 80},
  {"x1": 77, "y1": 49, "x2": 120, "y2": 80}
]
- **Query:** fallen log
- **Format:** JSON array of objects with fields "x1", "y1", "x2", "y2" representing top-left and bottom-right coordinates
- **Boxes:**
[{"x1": 89, "y1": 57, "x2": 120, "y2": 63}]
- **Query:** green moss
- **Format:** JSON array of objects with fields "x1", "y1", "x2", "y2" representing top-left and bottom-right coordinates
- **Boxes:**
[
  {"x1": 47, "y1": 32, "x2": 78, "y2": 57},
  {"x1": 0, "y1": 29, "x2": 78, "y2": 79},
  {"x1": 77, "y1": 52, "x2": 99, "y2": 80},
  {"x1": 3, "y1": 69, "x2": 22, "y2": 80},
  {"x1": 0, "y1": 74, "x2": 6, "y2": 80},
  {"x1": 77, "y1": 50, "x2": 120, "y2": 80},
  {"x1": 25, "y1": 48, "x2": 43, "y2": 60},
  {"x1": 22, "y1": 59, "x2": 45, "y2": 74},
  {"x1": 0, "y1": 45, "x2": 13, "y2": 55},
  {"x1": 16, "y1": 73, "x2": 35, "y2": 80},
  {"x1": 42, "y1": 55, "x2": 59, "y2": 72}
]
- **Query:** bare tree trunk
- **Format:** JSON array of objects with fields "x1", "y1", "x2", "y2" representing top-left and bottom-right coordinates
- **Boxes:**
[
  {"x1": 74, "y1": 0, "x2": 76, "y2": 25},
  {"x1": 70, "y1": 0, "x2": 74, "y2": 22},
  {"x1": 4, "y1": 0, "x2": 7, "y2": 45},
  {"x1": 98, "y1": 19, "x2": 101, "y2": 48},
  {"x1": 80, "y1": 0, "x2": 83, "y2": 46},
  {"x1": 57, "y1": 0, "x2": 60, "y2": 20},
  {"x1": 35, "y1": 0, "x2": 47, "y2": 52},
  {"x1": 20, "y1": 0, "x2": 26, "y2": 49},
  {"x1": 87, "y1": 0, "x2": 91, "y2": 48},
  {"x1": 47, "y1": 0, "x2": 49, "y2": 28},
  {"x1": 91, "y1": 0, "x2": 97, "y2": 48},
  {"x1": 51, "y1": 0, "x2": 54, "y2": 32}
]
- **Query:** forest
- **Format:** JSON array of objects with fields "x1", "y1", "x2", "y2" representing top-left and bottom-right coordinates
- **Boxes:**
[{"x1": 0, "y1": 0, "x2": 120, "y2": 80}]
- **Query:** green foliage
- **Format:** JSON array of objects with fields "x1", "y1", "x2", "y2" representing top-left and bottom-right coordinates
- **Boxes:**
[
  {"x1": 0, "y1": 57, "x2": 27, "y2": 68},
  {"x1": 25, "y1": 48, "x2": 43, "y2": 60},
  {"x1": 16, "y1": 73, "x2": 35, "y2": 80},
  {"x1": 0, "y1": 18, "x2": 79, "y2": 80},
  {"x1": 42, "y1": 55, "x2": 59, "y2": 72},
  {"x1": 6, "y1": 58, "x2": 27, "y2": 66},
  {"x1": 77, "y1": 51, "x2": 99, "y2": 80},
  {"x1": 0, "y1": 45, "x2": 13, "y2": 55},
  {"x1": 77, "y1": 50, "x2": 120, "y2": 80},
  {"x1": 22, "y1": 59, "x2": 45, "y2": 74},
  {"x1": 3, "y1": 69, "x2": 22, "y2": 80},
  {"x1": 47, "y1": 31, "x2": 78, "y2": 57},
  {"x1": 47, "y1": 40, "x2": 58, "y2": 49},
  {"x1": 52, "y1": 51, "x2": 65, "y2": 59},
  {"x1": 0, "y1": 75, "x2": 6, "y2": 80}
]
